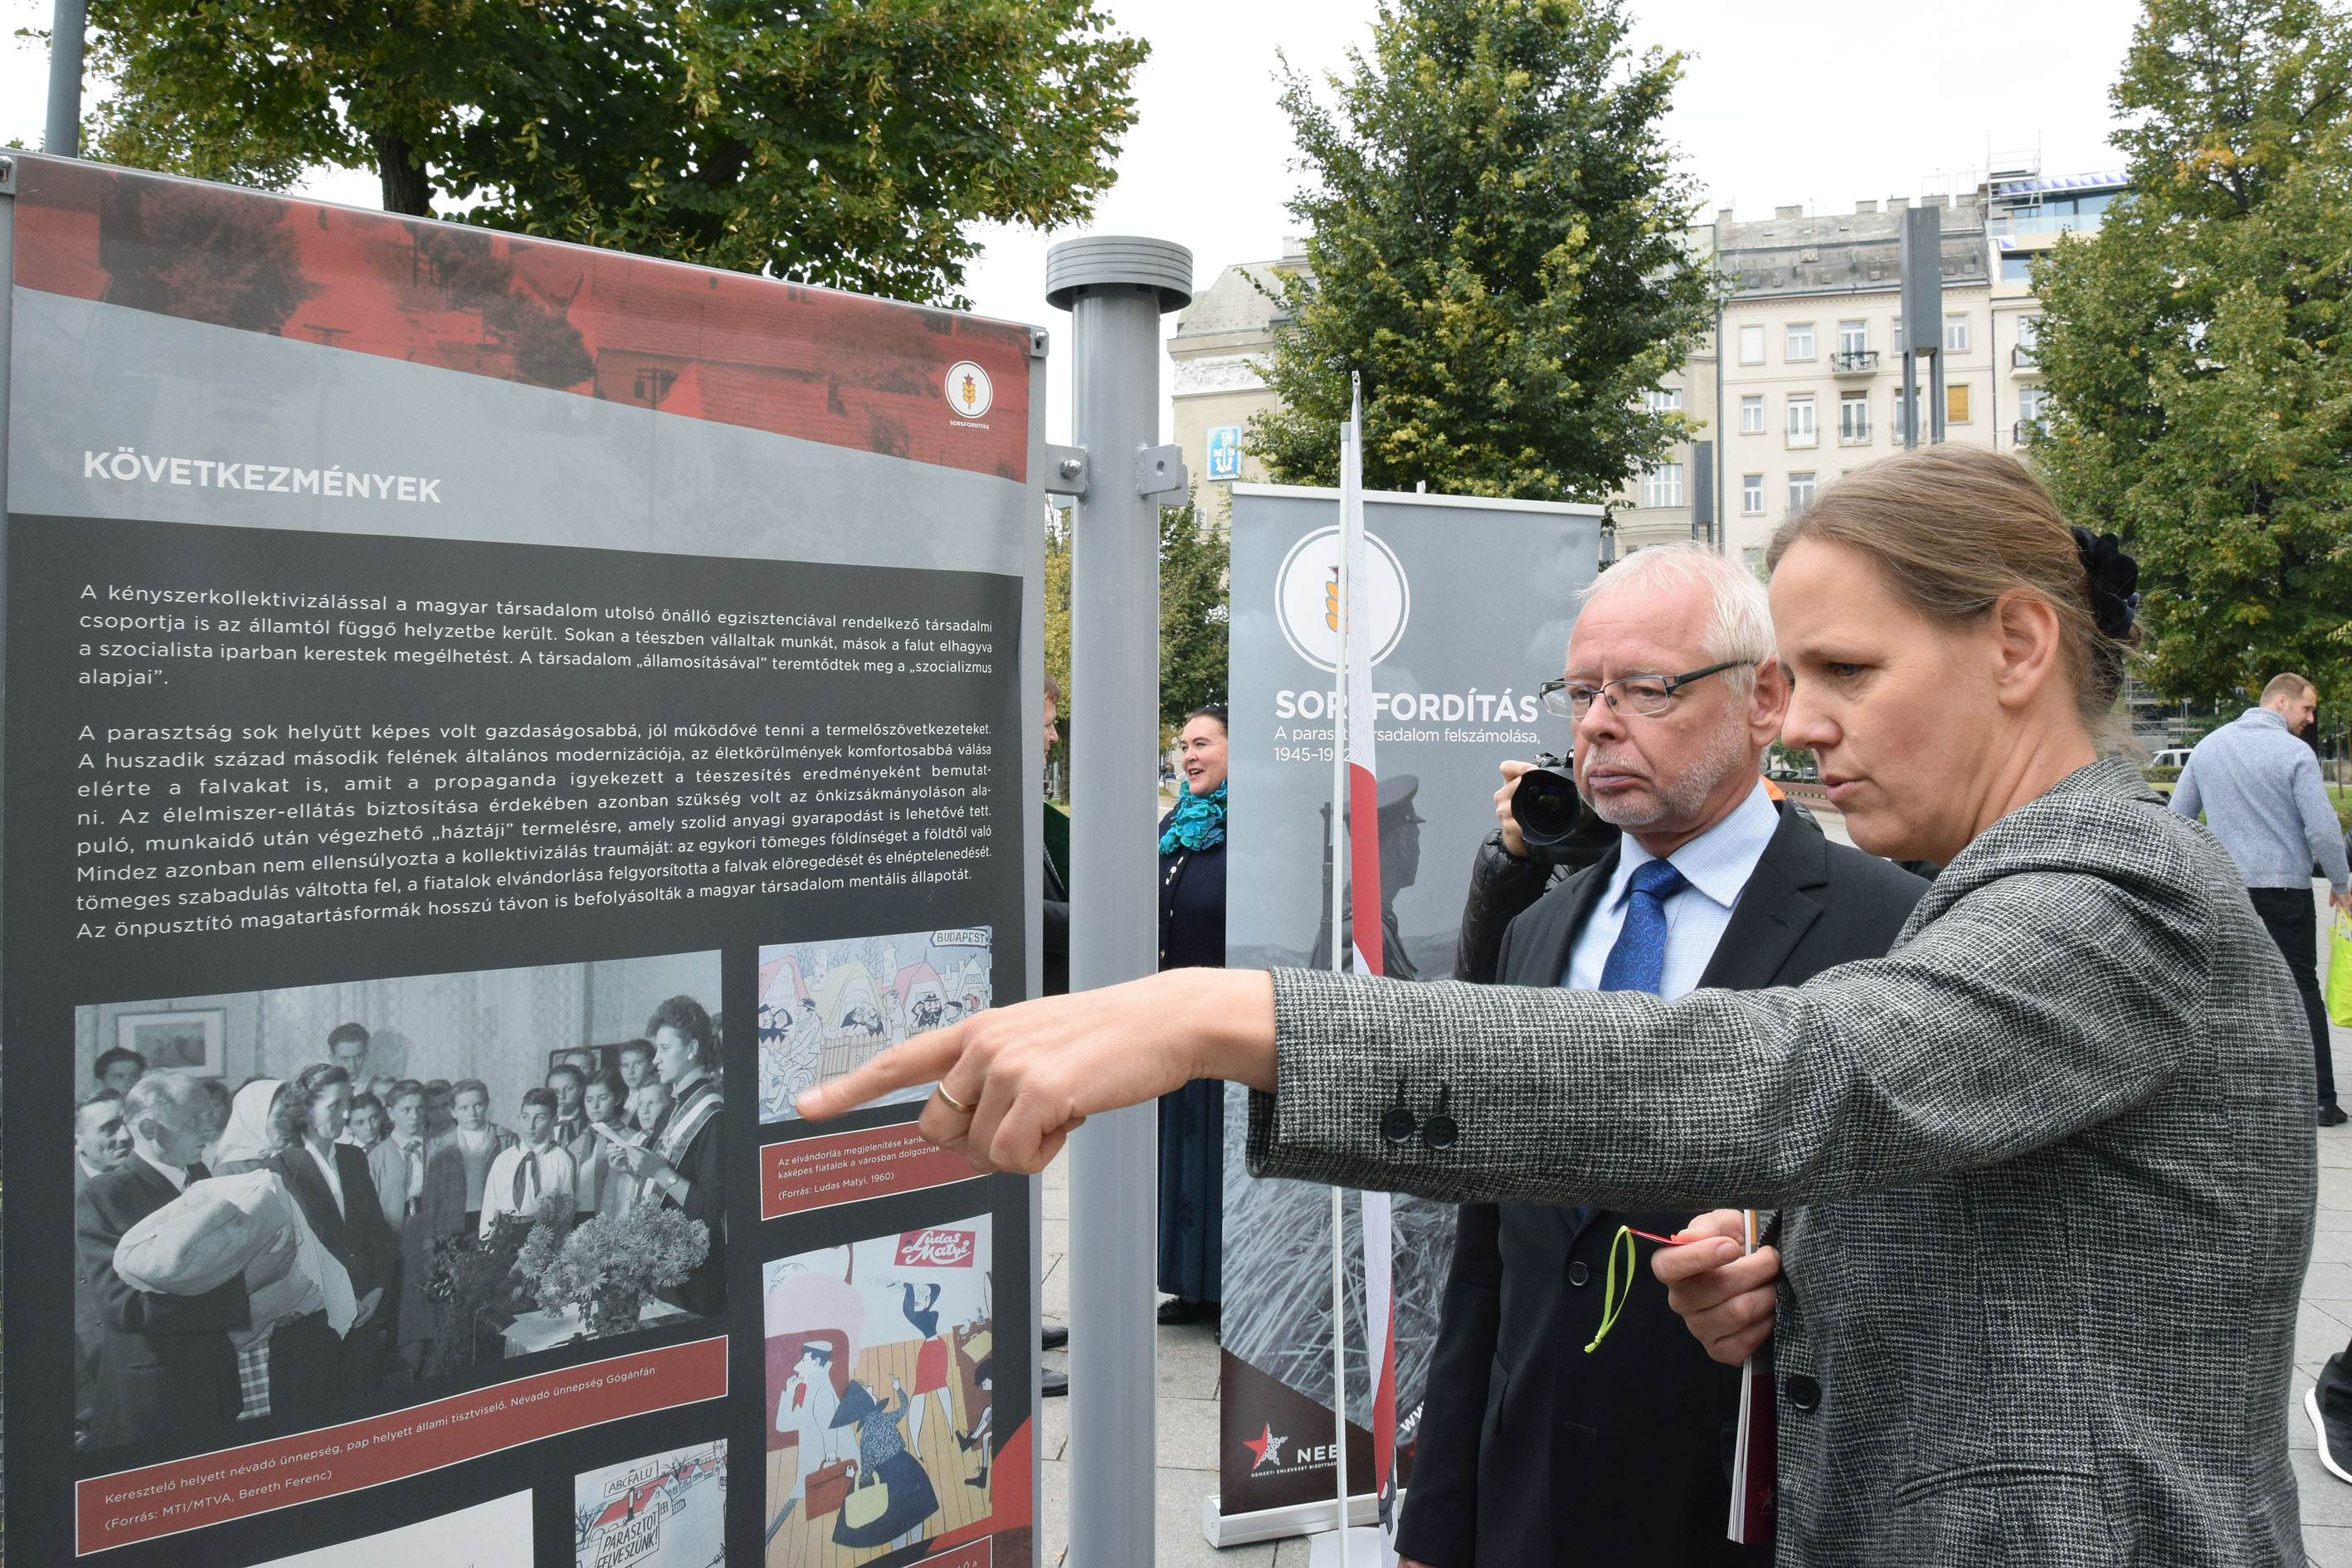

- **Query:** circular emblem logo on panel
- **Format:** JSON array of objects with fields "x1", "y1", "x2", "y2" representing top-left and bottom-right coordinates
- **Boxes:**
[
  {"x1": 945, "y1": 361, "x2": 993, "y2": 420},
  {"x1": 1274, "y1": 525, "x2": 1410, "y2": 673}
]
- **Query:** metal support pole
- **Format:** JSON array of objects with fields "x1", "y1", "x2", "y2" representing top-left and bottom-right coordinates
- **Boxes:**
[
  {"x1": 44, "y1": 0, "x2": 85, "y2": 156},
  {"x1": 1929, "y1": 346, "x2": 1947, "y2": 446},
  {"x1": 1902, "y1": 351, "x2": 1919, "y2": 452},
  {"x1": 1045, "y1": 235, "x2": 1192, "y2": 1567}
]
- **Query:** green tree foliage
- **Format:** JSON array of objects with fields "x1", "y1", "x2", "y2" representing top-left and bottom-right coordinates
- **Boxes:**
[
  {"x1": 1040, "y1": 499, "x2": 1230, "y2": 756},
  {"x1": 1161, "y1": 496, "x2": 1231, "y2": 727},
  {"x1": 1045, "y1": 506, "x2": 1071, "y2": 791},
  {"x1": 82, "y1": 0, "x2": 1147, "y2": 305},
  {"x1": 1248, "y1": 0, "x2": 1715, "y2": 500},
  {"x1": 2032, "y1": 0, "x2": 2352, "y2": 703}
]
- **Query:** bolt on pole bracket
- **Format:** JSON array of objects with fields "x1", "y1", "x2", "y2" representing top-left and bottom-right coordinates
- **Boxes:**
[{"x1": 1045, "y1": 445, "x2": 1088, "y2": 499}]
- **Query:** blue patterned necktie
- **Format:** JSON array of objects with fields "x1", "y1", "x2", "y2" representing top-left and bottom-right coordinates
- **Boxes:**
[{"x1": 1597, "y1": 859, "x2": 1689, "y2": 995}]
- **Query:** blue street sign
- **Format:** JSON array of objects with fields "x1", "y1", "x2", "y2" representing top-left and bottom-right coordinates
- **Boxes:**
[{"x1": 1206, "y1": 424, "x2": 1244, "y2": 480}]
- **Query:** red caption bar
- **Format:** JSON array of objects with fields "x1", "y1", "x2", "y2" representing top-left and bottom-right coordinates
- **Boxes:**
[
  {"x1": 76, "y1": 1337, "x2": 728, "y2": 1554},
  {"x1": 762, "y1": 1123, "x2": 982, "y2": 1220}
]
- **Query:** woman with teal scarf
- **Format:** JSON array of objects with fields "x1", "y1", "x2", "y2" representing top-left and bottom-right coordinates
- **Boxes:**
[{"x1": 1156, "y1": 704, "x2": 1228, "y2": 1323}]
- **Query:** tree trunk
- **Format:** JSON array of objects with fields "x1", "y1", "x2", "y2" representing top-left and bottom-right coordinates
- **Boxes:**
[{"x1": 375, "y1": 131, "x2": 432, "y2": 217}]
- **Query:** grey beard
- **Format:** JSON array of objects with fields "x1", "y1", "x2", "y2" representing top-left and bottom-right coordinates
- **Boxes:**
[{"x1": 1586, "y1": 718, "x2": 1751, "y2": 830}]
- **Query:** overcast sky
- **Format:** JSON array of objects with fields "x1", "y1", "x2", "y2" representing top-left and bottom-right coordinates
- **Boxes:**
[{"x1": 2, "y1": 0, "x2": 2146, "y2": 438}]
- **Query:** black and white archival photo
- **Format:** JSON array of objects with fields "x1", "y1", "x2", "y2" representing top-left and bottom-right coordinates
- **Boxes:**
[{"x1": 71, "y1": 950, "x2": 727, "y2": 1459}]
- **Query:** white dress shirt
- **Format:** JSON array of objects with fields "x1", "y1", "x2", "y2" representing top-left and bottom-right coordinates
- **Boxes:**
[
  {"x1": 1563, "y1": 780, "x2": 1782, "y2": 999},
  {"x1": 480, "y1": 1142, "x2": 578, "y2": 1235}
]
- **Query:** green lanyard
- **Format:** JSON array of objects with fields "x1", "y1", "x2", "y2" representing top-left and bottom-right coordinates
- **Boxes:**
[{"x1": 1584, "y1": 1225, "x2": 1640, "y2": 1353}]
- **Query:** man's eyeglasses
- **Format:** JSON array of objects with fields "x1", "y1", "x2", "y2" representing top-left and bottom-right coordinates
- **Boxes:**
[{"x1": 1539, "y1": 660, "x2": 1755, "y2": 719}]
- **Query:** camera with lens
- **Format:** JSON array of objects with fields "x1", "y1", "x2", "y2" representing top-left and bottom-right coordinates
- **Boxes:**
[{"x1": 1509, "y1": 752, "x2": 1613, "y2": 859}]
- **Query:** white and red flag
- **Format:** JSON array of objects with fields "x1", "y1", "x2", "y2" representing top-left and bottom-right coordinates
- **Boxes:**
[{"x1": 1337, "y1": 377, "x2": 1399, "y2": 1566}]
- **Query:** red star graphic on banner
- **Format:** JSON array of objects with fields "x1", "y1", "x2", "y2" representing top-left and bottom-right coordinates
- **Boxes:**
[{"x1": 1243, "y1": 1423, "x2": 1286, "y2": 1472}]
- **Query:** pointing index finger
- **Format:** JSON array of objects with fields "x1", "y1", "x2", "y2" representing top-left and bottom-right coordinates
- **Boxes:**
[{"x1": 796, "y1": 1022, "x2": 971, "y2": 1121}]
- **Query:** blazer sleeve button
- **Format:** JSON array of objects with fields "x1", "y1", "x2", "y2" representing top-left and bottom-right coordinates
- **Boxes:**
[
  {"x1": 1566, "y1": 1261, "x2": 1590, "y2": 1287},
  {"x1": 1784, "y1": 1373, "x2": 1822, "y2": 1413}
]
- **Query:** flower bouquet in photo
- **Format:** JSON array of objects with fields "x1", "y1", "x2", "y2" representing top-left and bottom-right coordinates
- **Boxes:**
[
  {"x1": 425, "y1": 1195, "x2": 573, "y2": 1372},
  {"x1": 529, "y1": 1204, "x2": 710, "y2": 1339}
]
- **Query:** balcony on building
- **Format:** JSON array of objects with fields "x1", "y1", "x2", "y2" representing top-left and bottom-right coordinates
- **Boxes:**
[
  {"x1": 2014, "y1": 419, "x2": 2047, "y2": 446},
  {"x1": 2012, "y1": 344, "x2": 2042, "y2": 373},
  {"x1": 1830, "y1": 349, "x2": 1880, "y2": 377}
]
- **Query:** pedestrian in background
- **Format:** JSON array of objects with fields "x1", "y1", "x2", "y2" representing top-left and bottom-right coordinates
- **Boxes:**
[
  {"x1": 1157, "y1": 704, "x2": 1228, "y2": 1326},
  {"x1": 2171, "y1": 672, "x2": 2352, "y2": 1123},
  {"x1": 1043, "y1": 675, "x2": 1069, "y2": 1000}
]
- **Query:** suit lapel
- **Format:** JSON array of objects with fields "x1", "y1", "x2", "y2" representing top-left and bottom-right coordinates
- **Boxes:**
[
  {"x1": 1537, "y1": 845, "x2": 1622, "y2": 988},
  {"x1": 282, "y1": 1145, "x2": 352, "y2": 1259},
  {"x1": 126, "y1": 1153, "x2": 182, "y2": 1211},
  {"x1": 1696, "y1": 802, "x2": 1828, "y2": 990}
]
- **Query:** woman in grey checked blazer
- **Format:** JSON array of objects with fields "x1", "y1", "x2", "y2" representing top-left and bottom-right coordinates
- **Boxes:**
[{"x1": 805, "y1": 446, "x2": 2315, "y2": 1566}]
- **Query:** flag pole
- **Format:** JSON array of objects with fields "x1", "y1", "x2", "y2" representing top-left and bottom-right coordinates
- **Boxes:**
[{"x1": 1327, "y1": 381, "x2": 1357, "y2": 1551}]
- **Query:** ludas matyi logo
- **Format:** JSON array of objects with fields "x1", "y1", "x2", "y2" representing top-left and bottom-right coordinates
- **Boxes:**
[
  {"x1": 1274, "y1": 525, "x2": 1410, "y2": 673},
  {"x1": 944, "y1": 360, "x2": 993, "y2": 425}
]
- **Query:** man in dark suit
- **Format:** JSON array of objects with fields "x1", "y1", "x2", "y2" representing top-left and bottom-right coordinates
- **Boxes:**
[
  {"x1": 76, "y1": 1071, "x2": 270, "y2": 1452},
  {"x1": 1397, "y1": 543, "x2": 1926, "y2": 1568}
]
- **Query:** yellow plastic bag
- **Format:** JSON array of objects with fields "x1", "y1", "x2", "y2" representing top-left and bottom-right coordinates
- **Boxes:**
[
  {"x1": 2329, "y1": 913, "x2": 2352, "y2": 1029},
  {"x1": 842, "y1": 1472, "x2": 891, "y2": 1531}
]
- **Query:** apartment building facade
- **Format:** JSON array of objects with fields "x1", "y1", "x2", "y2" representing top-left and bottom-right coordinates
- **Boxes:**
[{"x1": 1167, "y1": 169, "x2": 2125, "y2": 561}]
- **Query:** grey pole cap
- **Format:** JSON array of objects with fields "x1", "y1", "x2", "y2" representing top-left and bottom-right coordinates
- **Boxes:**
[{"x1": 1045, "y1": 235, "x2": 1193, "y2": 313}]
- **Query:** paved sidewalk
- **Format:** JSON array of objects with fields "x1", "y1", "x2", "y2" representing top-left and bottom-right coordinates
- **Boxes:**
[{"x1": 1036, "y1": 869, "x2": 2352, "y2": 1565}]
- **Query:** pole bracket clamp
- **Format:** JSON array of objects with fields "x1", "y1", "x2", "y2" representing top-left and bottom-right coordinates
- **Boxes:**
[
  {"x1": 1137, "y1": 444, "x2": 1188, "y2": 507},
  {"x1": 1045, "y1": 445, "x2": 1088, "y2": 501}
]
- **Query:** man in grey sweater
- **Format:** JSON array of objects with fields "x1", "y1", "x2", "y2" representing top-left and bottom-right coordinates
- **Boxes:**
[{"x1": 2171, "y1": 671, "x2": 2350, "y2": 1122}]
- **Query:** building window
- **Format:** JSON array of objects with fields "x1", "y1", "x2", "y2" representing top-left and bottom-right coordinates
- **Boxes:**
[
  {"x1": 1788, "y1": 471, "x2": 1818, "y2": 514},
  {"x1": 1740, "y1": 395, "x2": 1765, "y2": 433},
  {"x1": 1786, "y1": 323, "x2": 1816, "y2": 361},
  {"x1": 1786, "y1": 395, "x2": 1817, "y2": 446},
  {"x1": 1838, "y1": 320, "x2": 1868, "y2": 357},
  {"x1": 2015, "y1": 385, "x2": 2048, "y2": 443},
  {"x1": 1946, "y1": 382, "x2": 1972, "y2": 423},
  {"x1": 2001, "y1": 252, "x2": 2035, "y2": 284},
  {"x1": 1893, "y1": 386, "x2": 1921, "y2": 441},
  {"x1": 1643, "y1": 387, "x2": 1682, "y2": 413},
  {"x1": 1838, "y1": 393, "x2": 1870, "y2": 444},
  {"x1": 1741, "y1": 473, "x2": 1765, "y2": 514},
  {"x1": 1945, "y1": 313, "x2": 1970, "y2": 353},
  {"x1": 1739, "y1": 324, "x2": 1765, "y2": 364},
  {"x1": 2014, "y1": 315, "x2": 2042, "y2": 368},
  {"x1": 1642, "y1": 463, "x2": 1685, "y2": 509}
]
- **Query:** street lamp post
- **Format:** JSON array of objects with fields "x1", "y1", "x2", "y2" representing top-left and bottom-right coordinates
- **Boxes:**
[
  {"x1": 1044, "y1": 234, "x2": 1192, "y2": 1566},
  {"x1": 44, "y1": 0, "x2": 85, "y2": 157}
]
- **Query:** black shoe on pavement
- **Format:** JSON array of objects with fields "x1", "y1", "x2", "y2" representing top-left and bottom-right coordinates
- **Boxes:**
[
  {"x1": 1157, "y1": 1298, "x2": 1218, "y2": 1327},
  {"x1": 1042, "y1": 1367, "x2": 1069, "y2": 1398},
  {"x1": 2311, "y1": 1366, "x2": 2352, "y2": 1484},
  {"x1": 2320, "y1": 1103, "x2": 2348, "y2": 1127},
  {"x1": 1041, "y1": 1324, "x2": 1069, "y2": 1351}
]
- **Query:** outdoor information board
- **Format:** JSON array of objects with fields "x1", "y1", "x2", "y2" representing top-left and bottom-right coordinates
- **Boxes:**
[
  {"x1": 1215, "y1": 482, "x2": 1600, "y2": 1537},
  {"x1": 2, "y1": 152, "x2": 1043, "y2": 1568}
]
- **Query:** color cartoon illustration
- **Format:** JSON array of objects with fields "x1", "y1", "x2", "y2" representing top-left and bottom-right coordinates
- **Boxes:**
[
  {"x1": 757, "y1": 930, "x2": 992, "y2": 1122},
  {"x1": 763, "y1": 1215, "x2": 994, "y2": 1565}
]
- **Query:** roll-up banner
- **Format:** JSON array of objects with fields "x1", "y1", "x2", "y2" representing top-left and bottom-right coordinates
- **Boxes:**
[
  {"x1": 1213, "y1": 482, "x2": 1601, "y2": 1540},
  {"x1": 4, "y1": 153, "x2": 1042, "y2": 1568}
]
